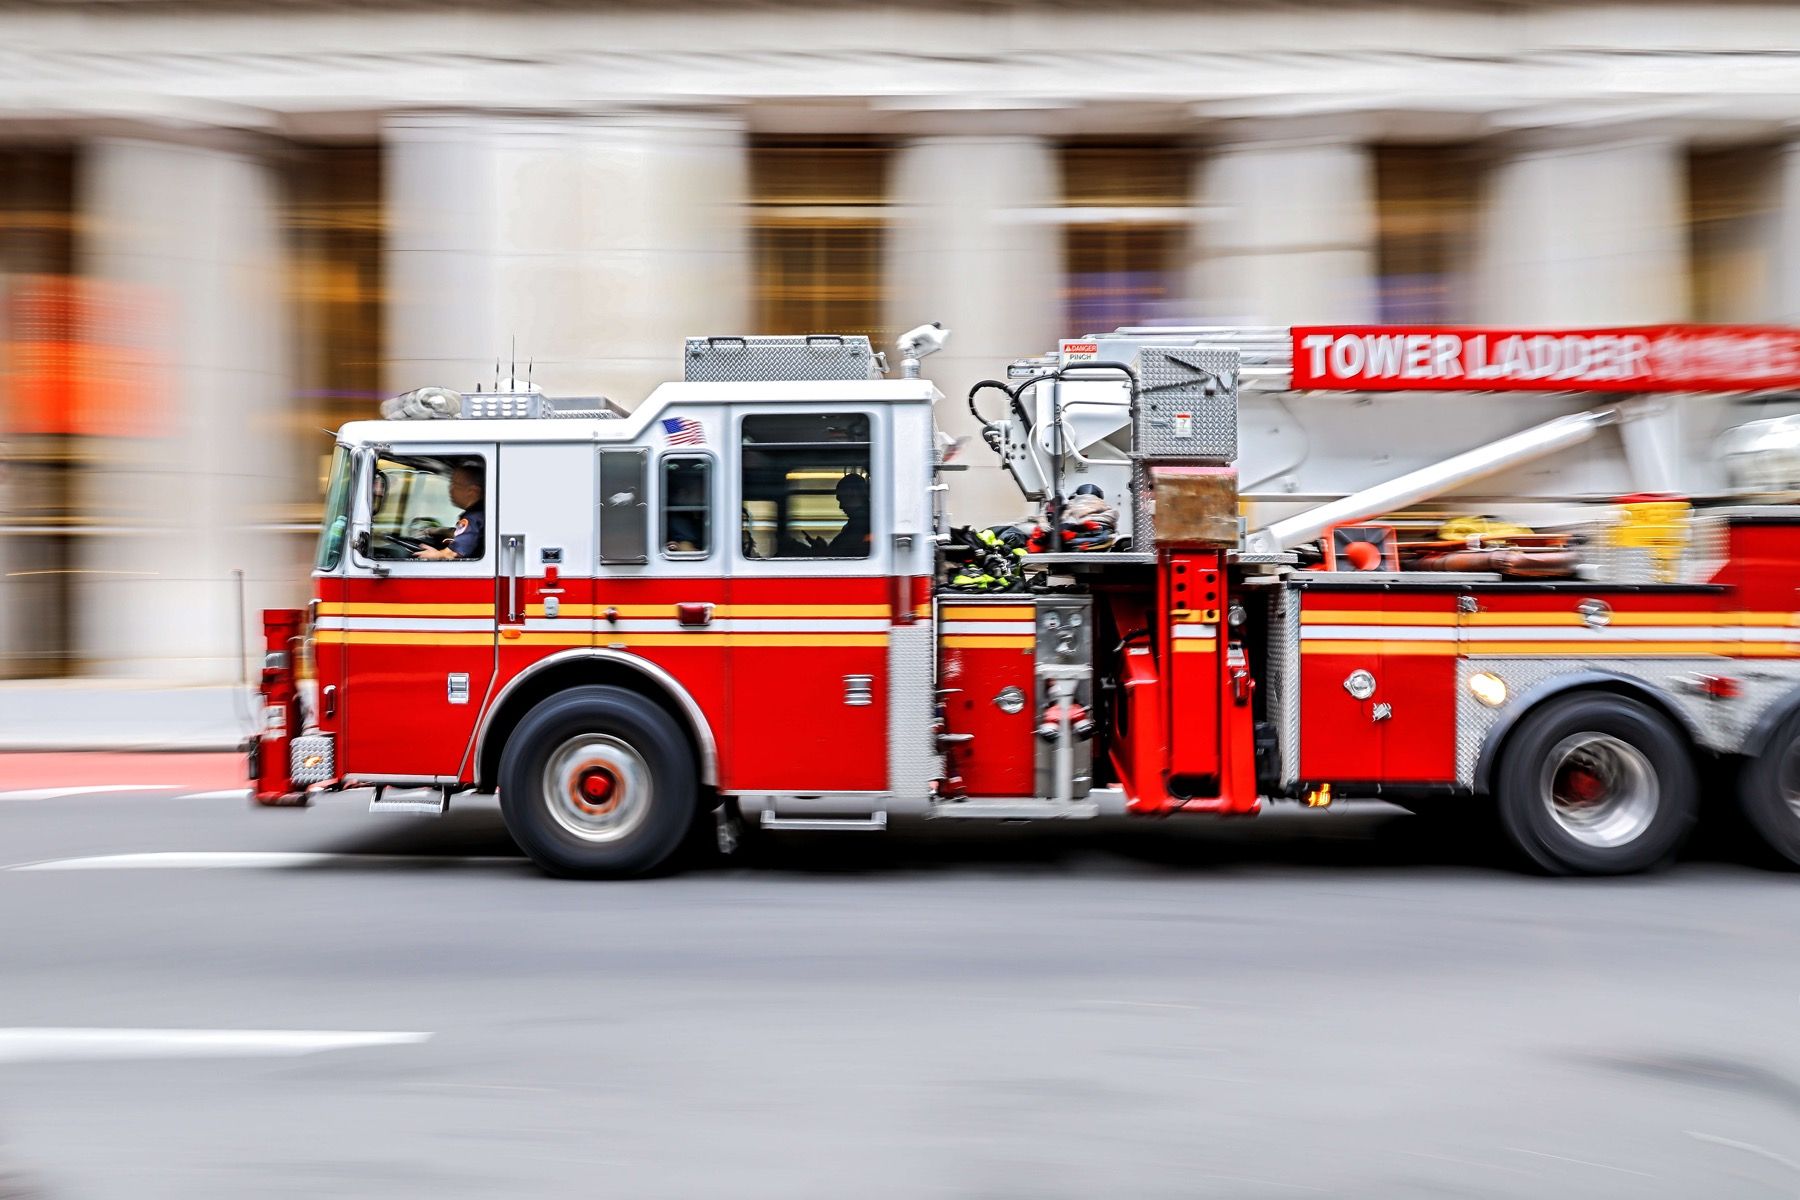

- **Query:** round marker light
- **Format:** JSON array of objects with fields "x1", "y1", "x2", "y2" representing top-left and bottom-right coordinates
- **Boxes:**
[
  {"x1": 994, "y1": 686, "x2": 1027, "y2": 714},
  {"x1": 1469, "y1": 671, "x2": 1508, "y2": 708}
]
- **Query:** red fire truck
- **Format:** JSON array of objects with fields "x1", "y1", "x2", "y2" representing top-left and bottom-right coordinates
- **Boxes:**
[{"x1": 254, "y1": 323, "x2": 1800, "y2": 878}]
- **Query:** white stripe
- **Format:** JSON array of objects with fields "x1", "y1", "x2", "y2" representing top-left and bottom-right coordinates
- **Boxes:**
[
  {"x1": 1301, "y1": 623, "x2": 1800, "y2": 644},
  {"x1": 1173, "y1": 624, "x2": 1218, "y2": 639},
  {"x1": 7, "y1": 851, "x2": 520, "y2": 872},
  {"x1": 941, "y1": 621, "x2": 1036, "y2": 636},
  {"x1": 521, "y1": 617, "x2": 889, "y2": 634},
  {"x1": 180, "y1": 789, "x2": 251, "y2": 800},
  {"x1": 0, "y1": 785, "x2": 180, "y2": 802},
  {"x1": 0, "y1": 1028, "x2": 430, "y2": 1064},
  {"x1": 1300, "y1": 625, "x2": 1457, "y2": 641}
]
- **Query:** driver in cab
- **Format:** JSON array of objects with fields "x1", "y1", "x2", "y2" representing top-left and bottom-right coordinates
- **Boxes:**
[{"x1": 415, "y1": 462, "x2": 485, "y2": 561}]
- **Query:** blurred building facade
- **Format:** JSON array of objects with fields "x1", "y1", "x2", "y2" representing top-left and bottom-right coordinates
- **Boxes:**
[{"x1": 4, "y1": 0, "x2": 1800, "y2": 682}]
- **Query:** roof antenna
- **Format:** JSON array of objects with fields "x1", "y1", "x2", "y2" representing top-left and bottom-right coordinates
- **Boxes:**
[
  {"x1": 528, "y1": 358, "x2": 534, "y2": 388},
  {"x1": 494, "y1": 357, "x2": 500, "y2": 393},
  {"x1": 510, "y1": 335, "x2": 517, "y2": 388}
]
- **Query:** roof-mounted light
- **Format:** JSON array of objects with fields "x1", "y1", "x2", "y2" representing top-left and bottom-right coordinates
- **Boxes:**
[{"x1": 380, "y1": 386, "x2": 464, "y2": 421}]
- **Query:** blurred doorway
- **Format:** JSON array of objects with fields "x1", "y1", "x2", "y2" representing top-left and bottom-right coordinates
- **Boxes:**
[
  {"x1": 0, "y1": 147, "x2": 78, "y2": 678},
  {"x1": 1060, "y1": 141, "x2": 1191, "y2": 332},
  {"x1": 750, "y1": 139, "x2": 890, "y2": 343}
]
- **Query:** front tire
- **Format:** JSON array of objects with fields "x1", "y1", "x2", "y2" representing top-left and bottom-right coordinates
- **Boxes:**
[
  {"x1": 499, "y1": 686, "x2": 698, "y2": 878},
  {"x1": 1494, "y1": 693, "x2": 1697, "y2": 875},
  {"x1": 1738, "y1": 709, "x2": 1800, "y2": 867}
]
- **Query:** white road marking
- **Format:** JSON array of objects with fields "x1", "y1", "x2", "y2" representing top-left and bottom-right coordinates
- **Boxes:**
[
  {"x1": 179, "y1": 789, "x2": 252, "y2": 800},
  {"x1": 1687, "y1": 1131, "x2": 1800, "y2": 1174},
  {"x1": 7, "y1": 851, "x2": 519, "y2": 872},
  {"x1": 0, "y1": 1027, "x2": 430, "y2": 1064},
  {"x1": 0, "y1": 785, "x2": 181, "y2": 802},
  {"x1": 1505, "y1": 1147, "x2": 1654, "y2": 1178}
]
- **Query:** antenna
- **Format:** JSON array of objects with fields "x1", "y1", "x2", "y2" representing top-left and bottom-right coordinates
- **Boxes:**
[
  {"x1": 528, "y1": 358, "x2": 534, "y2": 387},
  {"x1": 494, "y1": 358, "x2": 500, "y2": 393},
  {"x1": 510, "y1": 336, "x2": 516, "y2": 386}
]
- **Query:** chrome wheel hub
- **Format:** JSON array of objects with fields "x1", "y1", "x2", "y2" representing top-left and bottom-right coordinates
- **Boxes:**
[
  {"x1": 1540, "y1": 732, "x2": 1658, "y2": 849},
  {"x1": 543, "y1": 734, "x2": 652, "y2": 844}
]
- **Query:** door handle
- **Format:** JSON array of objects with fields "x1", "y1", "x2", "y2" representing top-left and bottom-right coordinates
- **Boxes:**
[{"x1": 502, "y1": 534, "x2": 525, "y2": 623}]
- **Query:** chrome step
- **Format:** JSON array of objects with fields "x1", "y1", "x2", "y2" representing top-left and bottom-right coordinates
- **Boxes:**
[
  {"x1": 368, "y1": 787, "x2": 448, "y2": 816},
  {"x1": 928, "y1": 799, "x2": 1100, "y2": 820},
  {"x1": 759, "y1": 811, "x2": 888, "y2": 832}
]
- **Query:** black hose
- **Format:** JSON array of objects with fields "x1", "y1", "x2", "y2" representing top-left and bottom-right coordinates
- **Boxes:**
[{"x1": 967, "y1": 379, "x2": 1012, "y2": 431}]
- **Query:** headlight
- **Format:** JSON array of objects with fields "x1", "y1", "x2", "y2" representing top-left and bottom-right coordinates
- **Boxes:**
[{"x1": 1469, "y1": 671, "x2": 1508, "y2": 707}]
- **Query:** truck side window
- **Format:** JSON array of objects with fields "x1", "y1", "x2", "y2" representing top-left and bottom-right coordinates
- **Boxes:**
[
  {"x1": 741, "y1": 413, "x2": 872, "y2": 560},
  {"x1": 661, "y1": 456, "x2": 711, "y2": 557},
  {"x1": 364, "y1": 453, "x2": 487, "y2": 562}
]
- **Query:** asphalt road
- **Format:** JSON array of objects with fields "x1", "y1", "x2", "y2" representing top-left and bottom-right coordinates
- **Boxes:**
[{"x1": 3, "y1": 790, "x2": 1800, "y2": 1199}]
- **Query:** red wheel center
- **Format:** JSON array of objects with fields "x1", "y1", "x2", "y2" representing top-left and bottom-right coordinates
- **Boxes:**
[
  {"x1": 574, "y1": 767, "x2": 619, "y2": 813},
  {"x1": 1560, "y1": 766, "x2": 1607, "y2": 806}
]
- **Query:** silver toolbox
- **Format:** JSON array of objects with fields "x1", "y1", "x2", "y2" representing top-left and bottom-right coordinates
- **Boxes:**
[
  {"x1": 683, "y1": 334, "x2": 884, "y2": 382},
  {"x1": 1133, "y1": 347, "x2": 1239, "y2": 462}
]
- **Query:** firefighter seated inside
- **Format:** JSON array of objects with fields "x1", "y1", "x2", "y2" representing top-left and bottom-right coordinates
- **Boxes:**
[
  {"x1": 774, "y1": 472, "x2": 871, "y2": 558},
  {"x1": 414, "y1": 462, "x2": 485, "y2": 560},
  {"x1": 740, "y1": 412, "x2": 872, "y2": 559},
  {"x1": 364, "y1": 454, "x2": 486, "y2": 561}
]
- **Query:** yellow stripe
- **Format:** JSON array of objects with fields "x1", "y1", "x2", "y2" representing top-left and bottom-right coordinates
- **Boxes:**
[
  {"x1": 324, "y1": 630, "x2": 888, "y2": 649},
  {"x1": 313, "y1": 630, "x2": 493, "y2": 646},
  {"x1": 940, "y1": 606, "x2": 1035, "y2": 621},
  {"x1": 1173, "y1": 641, "x2": 1217, "y2": 653},
  {"x1": 1463, "y1": 640, "x2": 1741, "y2": 656},
  {"x1": 942, "y1": 635, "x2": 1035, "y2": 649},
  {"x1": 316, "y1": 602, "x2": 495, "y2": 617}
]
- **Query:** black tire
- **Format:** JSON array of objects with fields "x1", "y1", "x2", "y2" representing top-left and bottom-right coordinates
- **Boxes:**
[
  {"x1": 1737, "y1": 709, "x2": 1800, "y2": 867},
  {"x1": 1493, "y1": 693, "x2": 1697, "y2": 875},
  {"x1": 498, "y1": 685, "x2": 698, "y2": 878}
]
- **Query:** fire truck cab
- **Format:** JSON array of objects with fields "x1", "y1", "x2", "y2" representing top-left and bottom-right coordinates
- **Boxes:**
[{"x1": 257, "y1": 325, "x2": 1800, "y2": 879}]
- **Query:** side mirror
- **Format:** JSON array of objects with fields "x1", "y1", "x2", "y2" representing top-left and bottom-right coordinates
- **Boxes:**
[{"x1": 354, "y1": 530, "x2": 371, "y2": 558}]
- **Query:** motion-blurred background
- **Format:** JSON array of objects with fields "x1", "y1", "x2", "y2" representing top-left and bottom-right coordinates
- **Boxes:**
[{"x1": 0, "y1": 0, "x2": 1795, "y2": 700}]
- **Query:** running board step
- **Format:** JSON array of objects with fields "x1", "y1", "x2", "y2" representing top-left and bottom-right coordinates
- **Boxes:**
[
  {"x1": 759, "y1": 811, "x2": 887, "y2": 832},
  {"x1": 368, "y1": 787, "x2": 448, "y2": 816},
  {"x1": 929, "y1": 800, "x2": 1100, "y2": 820}
]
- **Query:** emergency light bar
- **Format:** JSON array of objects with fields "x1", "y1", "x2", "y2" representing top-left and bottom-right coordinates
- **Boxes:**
[{"x1": 379, "y1": 385, "x2": 624, "y2": 421}]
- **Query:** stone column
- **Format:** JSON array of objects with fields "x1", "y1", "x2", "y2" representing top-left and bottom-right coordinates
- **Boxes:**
[
  {"x1": 74, "y1": 134, "x2": 297, "y2": 682},
  {"x1": 385, "y1": 112, "x2": 750, "y2": 406},
  {"x1": 1771, "y1": 142, "x2": 1800, "y2": 323},
  {"x1": 885, "y1": 135, "x2": 1064, "y2": 528},
  {"x1": 1191, "y1": 126, "x2": 1378, "y2": 324},
  {"x1": 1475, "y1": 132, "x2": 1688, "y2": 324}
]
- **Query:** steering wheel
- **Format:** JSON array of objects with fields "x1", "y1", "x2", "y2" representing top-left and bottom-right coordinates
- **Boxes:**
[{"x1": 369, "y1": 531, "x2": 432, "y2": 559}]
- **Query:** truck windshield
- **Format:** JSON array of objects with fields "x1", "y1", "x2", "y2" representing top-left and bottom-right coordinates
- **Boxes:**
[{"x1": 314, "y1": 446, "x2": 352, "y2": 571}]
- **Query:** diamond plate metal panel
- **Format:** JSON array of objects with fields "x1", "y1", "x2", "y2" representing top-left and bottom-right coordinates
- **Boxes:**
[
  {"x1": 289, "y1": 734, "x2": 336, "y2": 786},
  {"x1": 1266, "y1": 585, "x2": 1301, "y2": 789},
  {"x1": 683, "y1": 335, "x2": 880, "y2": 382},
  {"x1": 1135, "y1": 348, "x2": 1238, "y2": 461},
  {"x1": 1454, "y1": 656, "x2": 1800, "y2": 786},
  {"x1": 887, "y1": 622, "x2": 940, "y2": 806}
]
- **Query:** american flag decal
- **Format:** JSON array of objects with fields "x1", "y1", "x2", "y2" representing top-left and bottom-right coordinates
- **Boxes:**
[{"x1": 661, "y1": 416, "x2": 705, "y2": 446}]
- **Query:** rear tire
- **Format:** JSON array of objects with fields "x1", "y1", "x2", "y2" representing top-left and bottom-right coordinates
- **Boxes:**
[
  {"x1": 499, "y1": 686, "x2": 698, "y2": 878},
  {"x1": 1737, "y1": 709, "x2": 1800, "y2": 867},
  {"x1": 1494, "y1": 693, "x2": 1697, "y2": 875}
]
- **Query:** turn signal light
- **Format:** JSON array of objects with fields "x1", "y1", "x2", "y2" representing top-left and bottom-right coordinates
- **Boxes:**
[
  {"x1": 1468, "y1": 672, "x2": 1508, "y2": 708},
  {"x1": 1691, "y1": 674, "x2": 1741, "y2": 700}
]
